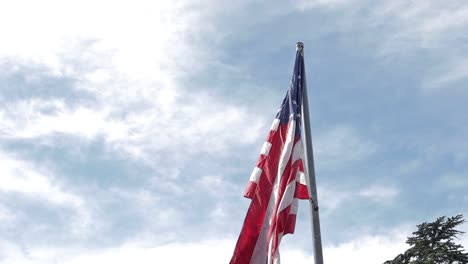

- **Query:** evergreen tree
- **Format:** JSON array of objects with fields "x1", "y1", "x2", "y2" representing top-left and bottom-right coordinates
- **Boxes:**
[{"x1": 384, "y1": 215, "x2": 468, "y2": 264}]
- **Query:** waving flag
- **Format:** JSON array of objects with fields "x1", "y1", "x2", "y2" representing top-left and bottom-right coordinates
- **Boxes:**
[{"x1": 230, "y1": 49, "x2": 310, "y2": 264}]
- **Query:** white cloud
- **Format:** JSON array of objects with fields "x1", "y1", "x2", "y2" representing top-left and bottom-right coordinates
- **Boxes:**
[
  {"x1": 0, "y1": 88, "x2": 264, "y2": 161},
  {"x1": 314, "y1": 125, "x2": 377, "y2": 169},
  {"x1": 317, "y1": 185, "x2": 349, "y2": 213},
  {"x1": 322, "y1": 231, "x2": 408, "y2": 264},
  {"x1": 0, "y1": 0, "x2": 265, "y2": 161},
  {"x1": 283, "y1": 235, "x2": 407, "y2": 264},
  {"x1": 0, "y1": 0, "x2": 202, "y2": 76},
  {"x1": 370, "y1": 1, "x2": 468, "y2": 52},
  {"x1": 0, "y1": 204, "x2": 15, "y2": 223},
  {"x1": 293, "y1": 0, "x2": 352, "y2": 10},
  {"x1": 437, "y1": 171, "x2": 468, "y2": 190},
  {"x1": 0, "y1": 151, "x2": 90, "y2": 234},
  {"x1": 0, "y1": 99, "x2": 111, "y2": 140},
  {"x1": 0, "y1": 239, "x2": 237, "y2": 264},
  {"x1": 290, "y1": 0, "x2": 468, "y2": 91},
  {"x1": 317, "y1": 183, "x2": 400, "y2": 215},
  {"x1": 369, "y1": 1, "x2": 468, "y2": 90},
  {"x1": 195, "y1": 174, "x2": 241, "y2": 195},
  {"x1": 0, "y1": 227, "x2": 412, "y2": 264},
  {"x1": 358, "y1": 185, "x2": 400, "y2": 201},
  {"x1": 109, "y1": 188, "x2": 161, "y2": 207},
  {"x1": 0, "y1": 152, "x2": 79, "y2": 205},
  {"x1": 423, "y1": 58, "x2": 468, "y2": 90}
]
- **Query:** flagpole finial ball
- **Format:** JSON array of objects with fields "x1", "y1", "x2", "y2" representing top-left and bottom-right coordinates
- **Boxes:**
[{"x1": 296, "y1": 42, "x2": 304, "y2": 51}]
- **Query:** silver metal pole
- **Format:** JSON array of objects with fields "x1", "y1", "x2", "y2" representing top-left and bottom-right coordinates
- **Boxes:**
[{"x1": 296, "y1": 42, "x2": 324, "y2": 264}]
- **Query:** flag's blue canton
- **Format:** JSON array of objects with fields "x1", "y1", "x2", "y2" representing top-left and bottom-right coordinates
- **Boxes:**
[{"x1": 276, "y1": 50, "x2": 305, "y2": 129}]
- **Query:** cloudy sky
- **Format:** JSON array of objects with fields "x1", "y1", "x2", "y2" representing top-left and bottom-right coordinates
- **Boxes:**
[{"x1": 1, "y1": 0, "x2": 468, "y2": 263}]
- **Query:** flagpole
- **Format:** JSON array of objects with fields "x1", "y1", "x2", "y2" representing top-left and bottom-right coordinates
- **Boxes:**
[{"x1": 297, "y1": 42, "x2": 324, "y2": 264}]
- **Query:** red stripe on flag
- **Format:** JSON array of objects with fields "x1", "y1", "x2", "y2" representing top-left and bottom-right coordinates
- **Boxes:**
[{"x1": 244, "y1": 181, "x2": 257, "y2": 199}]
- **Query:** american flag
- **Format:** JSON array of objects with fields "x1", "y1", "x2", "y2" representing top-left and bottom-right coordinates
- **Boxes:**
[{"x1": 230, "y1": 49, "x2": 310, "y2": 264}]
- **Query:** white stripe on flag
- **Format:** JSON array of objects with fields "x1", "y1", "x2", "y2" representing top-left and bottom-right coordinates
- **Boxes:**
[
  {"x1": 277, "y1": 180, "x2": 296, "y2": 213},
  {"x1": 273, "y1": 232, "x2": 283, "y2": 264},
  {"x1": 297, "y1": 171, "x2": 306, "y2": 185},
  {"x1": 260, "y1": 142, "x2": 273, "y2": 156},
  {"x1": 249, "y1": 167, "x2": 263, "y2": 183},
  {"x1": 291, "y1": 138, "x2": 304, "y2": 163},
  {"x1": 270, "y1": 118, "x2": 280, "y2": 131},
  {"x1": 290, "y1": 198, "x2": 298, "y2": 215}
]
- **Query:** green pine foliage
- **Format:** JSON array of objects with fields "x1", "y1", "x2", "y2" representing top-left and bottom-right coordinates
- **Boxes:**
[{"x1": 384, "y1": 215, "x2": 468, "y2": 264}]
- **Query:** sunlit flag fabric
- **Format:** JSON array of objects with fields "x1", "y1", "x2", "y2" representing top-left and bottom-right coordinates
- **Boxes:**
[{"x1": 230, "y1": 50, "x2": 310, "y2": 264}]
